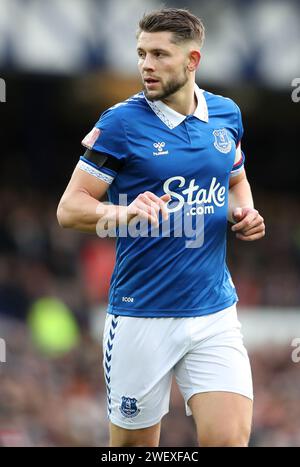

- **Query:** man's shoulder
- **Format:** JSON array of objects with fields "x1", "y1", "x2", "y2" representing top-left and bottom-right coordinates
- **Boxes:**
[
  {"x1": 202, "y1": 89, "x2": 240, "y2": 114},
  {"x1": 101, "y1": 91, "x2": 148, "y2": 121}
]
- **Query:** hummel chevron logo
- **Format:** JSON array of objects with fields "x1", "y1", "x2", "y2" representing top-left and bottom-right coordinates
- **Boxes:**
[
  {"x1": 153, "y1": 141, "x2": 169, "y2": 156},
  {"x1": 105, "y1": 315, "x2": 119, "y2": 417},
  {"x1": 107, "y1": 341, "x2": 113, "y2": 352}
]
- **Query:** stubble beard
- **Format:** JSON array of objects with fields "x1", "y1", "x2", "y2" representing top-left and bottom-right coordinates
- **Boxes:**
[{"x1": 144, "y1": 68, "x2": 189, "y2": 102}]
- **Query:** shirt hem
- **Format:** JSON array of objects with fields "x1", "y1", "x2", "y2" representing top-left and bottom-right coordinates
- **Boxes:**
[{"x1": 107, "y1": 296, "x2": 238, "y2": 318}]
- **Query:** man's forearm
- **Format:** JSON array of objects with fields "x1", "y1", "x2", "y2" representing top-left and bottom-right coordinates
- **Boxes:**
[
  {"x1": 57, "y1": 190, "x2": 123, "y2": 233},
  {"x1": 228, "y1": 177, "x2": 254, "y2": 223},
  {"x1": 57, "y1": 186, "x2": 170, "y2": 234}
]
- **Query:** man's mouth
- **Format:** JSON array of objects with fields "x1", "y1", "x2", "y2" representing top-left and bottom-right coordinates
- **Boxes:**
[{"x1": 144, "y1": 77, "x2": 160, "y2": 85}]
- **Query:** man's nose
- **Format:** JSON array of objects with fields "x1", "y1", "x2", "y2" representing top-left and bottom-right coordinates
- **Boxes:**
[{"x1": 142, "y1": 54, "x2": 155, "y2": 71}]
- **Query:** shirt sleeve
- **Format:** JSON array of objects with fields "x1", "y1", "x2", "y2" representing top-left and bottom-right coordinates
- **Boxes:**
[
  {"x1": 79, "y1": 107, "x2": 128, "y2": 184},
  {"x1": 230, "y1": 104, "x2": 246, "y2": 177}
]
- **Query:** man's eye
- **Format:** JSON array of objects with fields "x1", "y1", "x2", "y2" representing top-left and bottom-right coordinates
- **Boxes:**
[{"x1": 138, "y1": 52, "x2": 145, "y2": 58}]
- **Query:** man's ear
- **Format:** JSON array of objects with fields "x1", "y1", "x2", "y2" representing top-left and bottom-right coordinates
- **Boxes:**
[{"x1": 187, "y1": 50, "x2": 201, "y2": 72}]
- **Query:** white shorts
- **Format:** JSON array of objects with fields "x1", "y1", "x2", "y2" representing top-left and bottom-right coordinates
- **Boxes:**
[{"x1": 102, "y1": 304, "x2": 253, "y2": 430}]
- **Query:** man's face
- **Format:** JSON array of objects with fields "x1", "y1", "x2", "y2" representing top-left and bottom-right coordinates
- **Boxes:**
[{"x1": 137, "y1": 31, "x2": 190, "y2": 101}]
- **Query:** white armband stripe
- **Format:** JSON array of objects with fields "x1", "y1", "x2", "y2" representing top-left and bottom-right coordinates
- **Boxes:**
[{"x1": 78, "y1": 160, "x2": 114, "y2": 185}]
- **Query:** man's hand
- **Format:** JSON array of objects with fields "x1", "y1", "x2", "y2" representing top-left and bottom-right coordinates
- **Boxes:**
[
  {"x1": 231, "y1": 207, "x2": 265, "y2": 241},
  {"x1": 126, "y1": 191, "x2": 171, "y2": 227}
]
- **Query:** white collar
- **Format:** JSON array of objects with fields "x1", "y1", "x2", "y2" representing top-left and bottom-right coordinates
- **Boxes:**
[{"x1": 145, "y1": 84, "x2": 209, "y2": 129}]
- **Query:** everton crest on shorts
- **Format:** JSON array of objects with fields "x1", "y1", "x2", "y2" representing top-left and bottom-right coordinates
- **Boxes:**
[{"x1": 119, "y1": 397, "x2": 140, "y2": 418}]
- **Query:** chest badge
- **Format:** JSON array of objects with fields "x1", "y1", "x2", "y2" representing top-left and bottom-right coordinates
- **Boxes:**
[
  {"x1": 213, "y1": 128, "x2": 232, "y2": 154},
  {"x1": 153, "y1": 141, "x2": 169, "y2": 156}
]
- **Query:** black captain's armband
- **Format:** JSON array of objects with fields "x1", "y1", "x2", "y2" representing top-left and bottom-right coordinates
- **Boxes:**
[{"x1": 83, "y1": 149, "x2": 123, "y2": 173}]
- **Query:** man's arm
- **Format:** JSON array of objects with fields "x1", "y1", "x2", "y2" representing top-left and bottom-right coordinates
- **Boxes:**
[
  {"x1": 228, "y1": 169, "x2": 265, "y2": 241},
  {"x1": 57, "y1": 164, "x2": 170, "y2": 233}
]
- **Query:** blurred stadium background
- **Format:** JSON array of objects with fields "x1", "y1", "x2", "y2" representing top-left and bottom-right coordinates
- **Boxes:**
[{"x1": 0, "y1": 0, "x2": 300, "y2": 447}]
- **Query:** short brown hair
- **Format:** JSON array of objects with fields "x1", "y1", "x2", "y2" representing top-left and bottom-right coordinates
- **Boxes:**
[{"x1": 137, "y1": 8, "x2": 205, "y2": 48}]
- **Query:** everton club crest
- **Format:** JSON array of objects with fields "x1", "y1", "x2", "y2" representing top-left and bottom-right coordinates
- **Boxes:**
[
  {"x1": 120, "y1": 396, "x2": 140, "y2": 418},
  {"x1": 213, "y1": 128, "x2": 232, "y2": 154}
]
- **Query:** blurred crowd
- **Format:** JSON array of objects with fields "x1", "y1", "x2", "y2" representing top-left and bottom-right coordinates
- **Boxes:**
[
  {"x1": 0, "y1": 188, "x2": 300, "y2": 446},
  {"x1": 0, "y1": 317, "x2": 108, "y2": 447},
  {"x1": 0, "y1": 189, "x2": 115, "y2": 326},
  {"x1": 250, "y1": 346, "x2": 300, "y2": 447}
]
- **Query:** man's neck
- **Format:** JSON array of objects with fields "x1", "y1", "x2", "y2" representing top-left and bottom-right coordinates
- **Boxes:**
[{"x1": 161, "y1": 80, "x2": 197, "y2": 116}]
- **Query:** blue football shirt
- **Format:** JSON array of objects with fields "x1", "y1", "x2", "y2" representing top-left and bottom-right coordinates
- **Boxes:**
[{"x1": 79, "y1": 85, "x2": 245, "y2": 317}]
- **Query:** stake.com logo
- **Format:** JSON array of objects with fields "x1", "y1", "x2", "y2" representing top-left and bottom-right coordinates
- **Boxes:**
[{"x1": 163, "y1": 175, "x2": 226, "y2": 215}]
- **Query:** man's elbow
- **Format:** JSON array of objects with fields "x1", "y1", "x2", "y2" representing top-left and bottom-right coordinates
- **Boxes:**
[{"x1": 57, "y1": 200, "x2": 73, "y2": 229}]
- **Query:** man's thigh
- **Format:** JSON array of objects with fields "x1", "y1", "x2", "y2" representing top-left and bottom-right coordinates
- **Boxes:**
[
  {"x1": 188, "y1": 391, "x2": 253, "y2": 447},
  {"x1": 109, "y1": 421, "x2": 161, "y2": 447}
]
